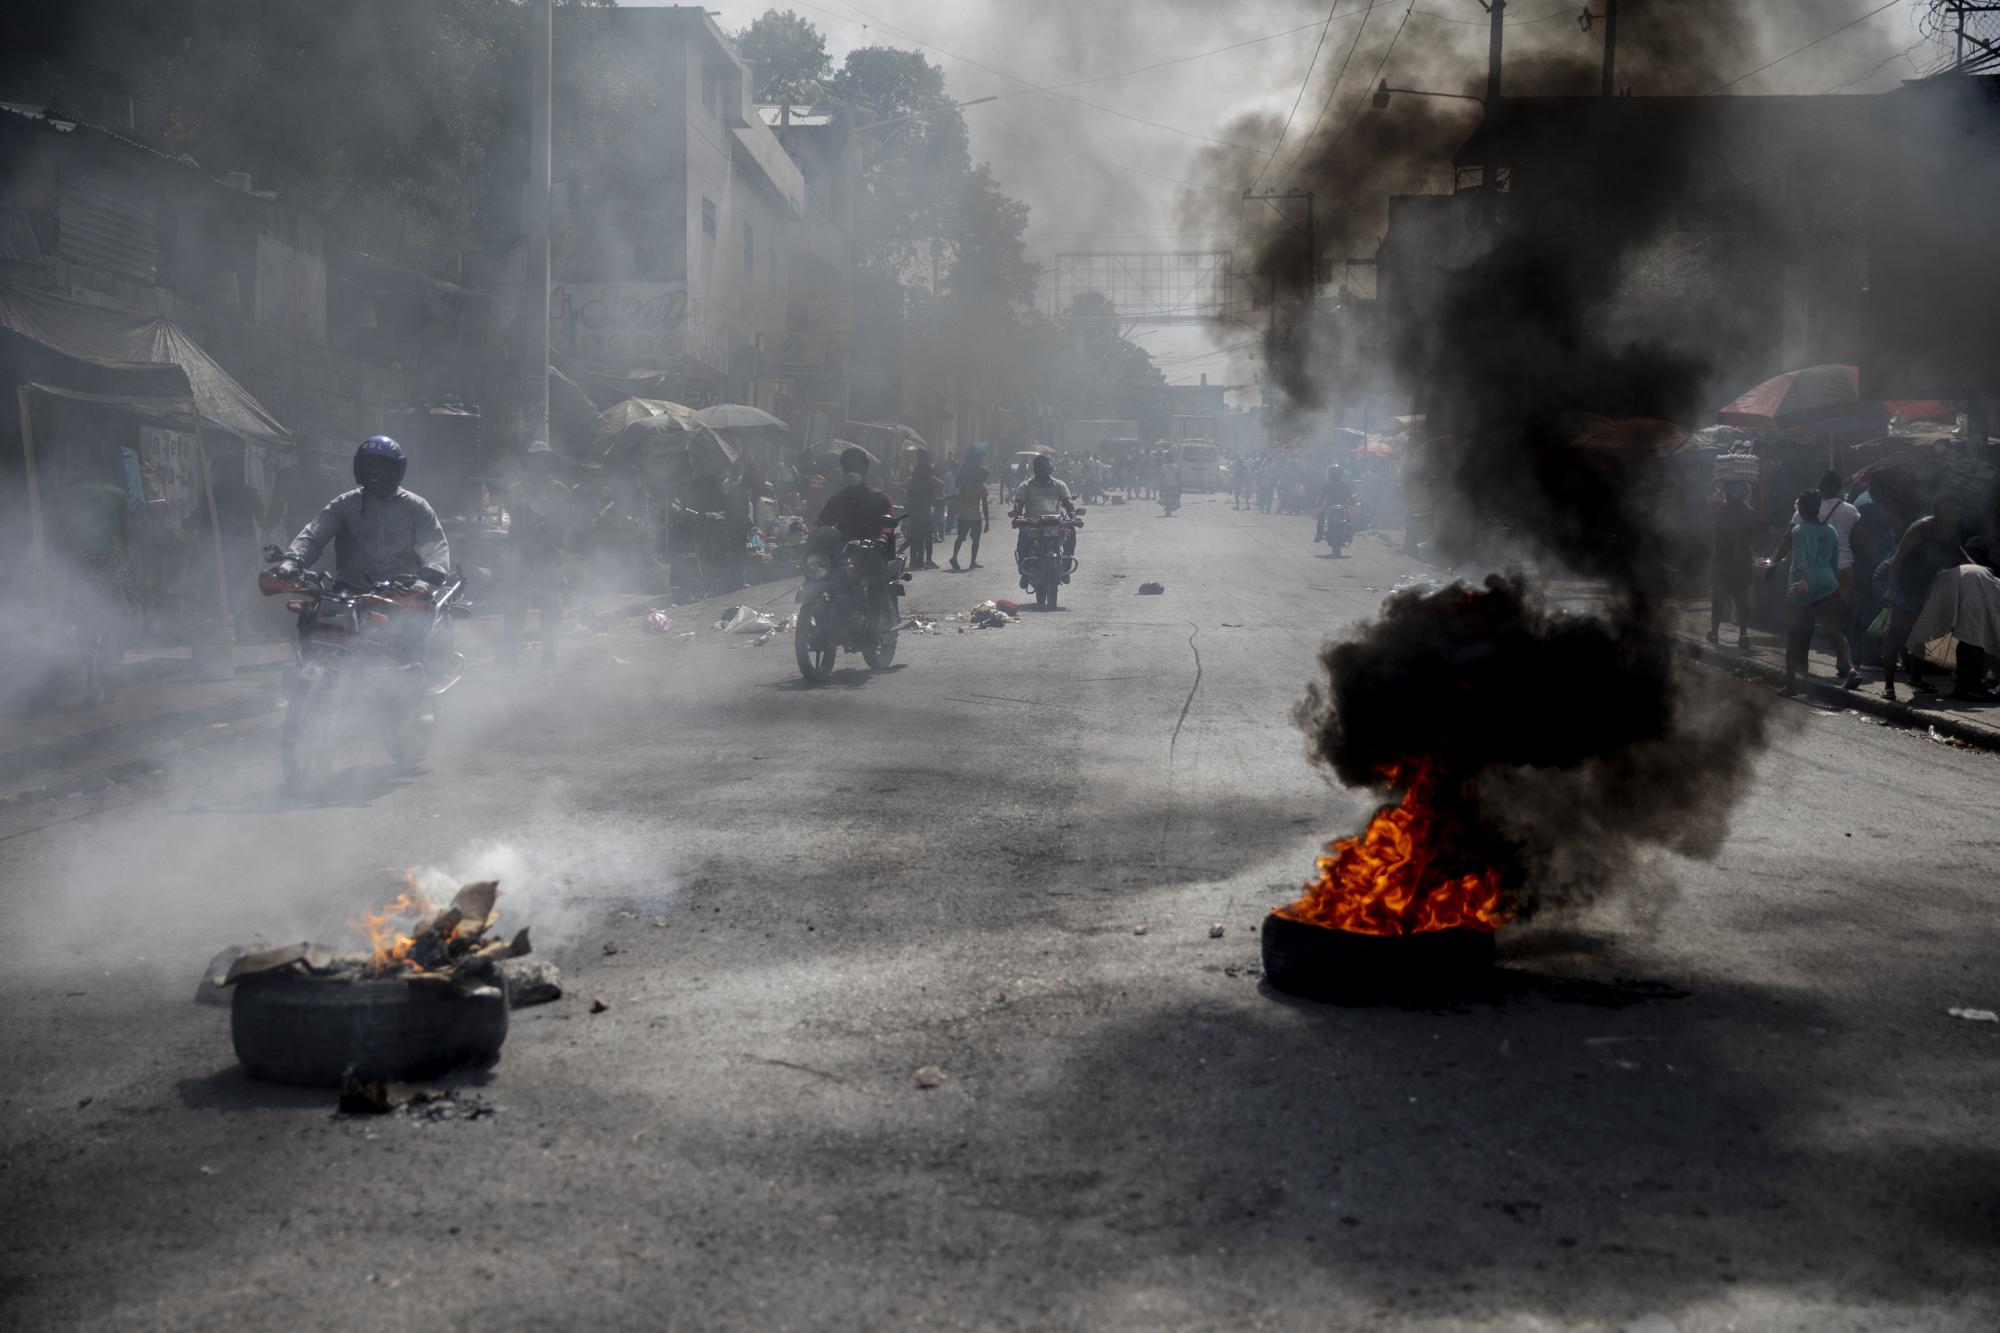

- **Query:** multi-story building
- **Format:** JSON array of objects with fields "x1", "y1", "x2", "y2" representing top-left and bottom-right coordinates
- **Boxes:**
[{"x1": 551, "y1": 6, "x2": 804, "y2": 414}]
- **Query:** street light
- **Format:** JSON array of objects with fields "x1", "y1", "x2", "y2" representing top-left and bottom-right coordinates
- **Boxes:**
[
  {"x1": 1370, "y1": 79, "x2": 1485, "y2": 110},
  {"x1": 852, "y1": 95, "x2": 997, "y2": 134}
]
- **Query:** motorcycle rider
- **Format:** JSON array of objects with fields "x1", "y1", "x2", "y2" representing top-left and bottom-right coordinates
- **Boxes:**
[
  {"x1": 809, "y1": 444, "x2": 899, "y2": 629},
  {"x1": 812, "y1": 445, "x2": 896, "y2": 541},
  {"x1": 1011, "y1": 452, "x2": 1076, "y2": 586},
  {"x1": 1314, "y1": 463, "x2": 1354, "y2": 544},
  {"x1": 277, "y1": 436, "x2": 450, "y2": 587}
]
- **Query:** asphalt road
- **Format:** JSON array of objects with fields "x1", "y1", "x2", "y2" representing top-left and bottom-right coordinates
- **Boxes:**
[{"x1": 1, "y1": 491, "x2": 1996, "y2": 1332}]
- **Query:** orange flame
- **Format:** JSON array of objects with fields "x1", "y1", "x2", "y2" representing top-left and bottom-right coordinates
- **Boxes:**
[
  {"x1": 1278, "y1": 760, "x2": 1511, "y2": 936},
  {"x1": 348, "y1": 875, "x2": 438, "y2": 976}
]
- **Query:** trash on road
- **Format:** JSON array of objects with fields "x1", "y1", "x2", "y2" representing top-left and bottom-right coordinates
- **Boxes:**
[
  {"x1": 900, "y1": 617, "x2": 940, "y2": 634},
  {"x1": 590, "y1": 997, "x2": 610, "y2": 1014},
  {"x1": 722, "y1": 607, "x2": 779, "y2": 635},
  {"x1": 497, "y1": 958, "x2": 562, "y2": 1007},
  {"x1": 602, "y1": 939, "x2": 620, "y2": 956},
  {"x1": 1133, "y1": 923, "x2": 1150, "y2": 936},
  {"x1": 913, "y1": 1065, "x2": 947, "y2": 1089},
  {"x1": 337, "y1": 1074, "x2": 395, "y2": 1116},
  {"x1": 1947, "y1": 1007, "x2": 1998, "y2": 1022},
  {"x1": 642, "y1": 610, "x2": 675, "y2": 634},
  {"x1": 1209, "y1": 923, "x2": 1226, "y2": 939},
  {"x1": 1927, "y1": 725, "x2": 1973, "y2": 748},
  {"x1": 1137, "y1": 582, "x2": 1165, "y2": 595},
  {"x1": 971, "y1": 600, "x2": 1018, "y2": 628}
]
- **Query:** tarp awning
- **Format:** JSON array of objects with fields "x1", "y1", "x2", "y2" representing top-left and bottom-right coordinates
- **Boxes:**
[{"x1": 0, "y1": 284, "x2": 290, "y2": 442}]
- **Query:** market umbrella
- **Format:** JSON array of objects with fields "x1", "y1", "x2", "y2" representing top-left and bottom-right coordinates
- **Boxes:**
[
  {"x1": 850, "y1": 421, "x2": 928, "y2": 450},
  {"x1": 1886, "y1": 399, "x2": 1954, "y2": 423},
  {"x1": 693, "y1": 403, "x2": 788, "y2": 432},
  {"x1": 618, "y1": 416, "x2": 738, "y2": 475},
  {"x1": 1351, "y1": 439, "x2": 1397, "y2": 459},
  {"x1": 1717, "y1": 365, "x2": 1881, "y2": 432},
  {"x1": 1564, "y1": 414, "x2": 1691, "y2": 456},
  {"x1": 596, "y1": 396, "x2": 697, "y2": 444}
]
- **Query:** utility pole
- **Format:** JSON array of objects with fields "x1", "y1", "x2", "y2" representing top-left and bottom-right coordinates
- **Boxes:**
[
  {"x1": 1600, "y1": 0, "x2": 1618, "y2": 98},
  {"x1": 523, "y1": 0, "x2": 552, "y2": 453},
  {"x1": 1244, "y1": 187, "x2": 1316, "y2": 297},
  {"x1": 1486, "y1": 0, "x2": 1505, "y2": 104},
  {"x1": 1480, "y1": 0, "x2": 1504, "y2": 195}
]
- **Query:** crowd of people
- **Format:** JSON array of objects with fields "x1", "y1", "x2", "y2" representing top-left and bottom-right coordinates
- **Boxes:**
[{"x1": 1716, "y1": 463, "x2": 1999, "y2": 702}]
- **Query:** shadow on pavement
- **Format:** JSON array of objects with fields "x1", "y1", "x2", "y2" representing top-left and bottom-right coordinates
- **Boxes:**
[{"x1": 1005, "y1": 960, "x2": 2000, "y2": 1326}]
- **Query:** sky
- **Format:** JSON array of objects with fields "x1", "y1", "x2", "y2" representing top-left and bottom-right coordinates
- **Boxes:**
[{"x1": 649, "y1": 2, "x2": 1949, "y2": 391}]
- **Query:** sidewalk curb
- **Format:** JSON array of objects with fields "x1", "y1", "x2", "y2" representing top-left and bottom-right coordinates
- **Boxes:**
[
  {"x1": 0, "y1": 690, "x2": 282, "y2": 786},
  {"x1": 0, "y1": 577, "x2": 805, "y2": 808},
  {"x1": 1682, "y1": 637, "x2": 2000, "y2": 752}
]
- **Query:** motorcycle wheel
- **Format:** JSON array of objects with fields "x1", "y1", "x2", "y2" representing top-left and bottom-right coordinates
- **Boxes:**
[
  {"x1": 280, "y1": 680, "x2": 338, "y2": 795},
  {"x1": 795, "y1": 602, "x2": 836, "y2": 683},
  {"x1": 862, "y1": 626, "x2": 899, "y2": 669}
]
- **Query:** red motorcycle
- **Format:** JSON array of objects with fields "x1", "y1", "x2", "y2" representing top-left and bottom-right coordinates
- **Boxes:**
[
  {"x1": 258, "y1": 547, "x2": 468, "y2": 793},
  {"x1": 1012, "y1": 510, "x2": 1084, "y2": 610}
]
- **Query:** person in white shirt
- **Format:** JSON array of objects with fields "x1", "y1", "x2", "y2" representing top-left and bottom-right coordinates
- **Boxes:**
[
  {"x1": 1817, "y1": 469, "x2": 1862, "y2": 605},
  {"x1": 1010, "y1": 453, "x2": 1076, "y2": 575}
]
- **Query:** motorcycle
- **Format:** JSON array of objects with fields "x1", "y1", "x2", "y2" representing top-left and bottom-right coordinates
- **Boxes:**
[
  {"x1": 258, "y1": 546, "x2": 468, "y2": 793},
  {"x1": 1317, "y1": 503, "x2": 1353, "y2": 556},
  {"x1": 1160, "y1": 484, "x2": 1182, "y2": 517},
  {"x1": 1013, "y1": 509, "x2": 1084, "y2": 610},
  {"x1": 793, "y1": 520, "x2": 909, "y2": 683}
]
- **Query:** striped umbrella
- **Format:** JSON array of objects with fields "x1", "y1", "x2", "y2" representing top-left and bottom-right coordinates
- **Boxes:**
[{"x1": 1717, "y1": 365, "x2": 1883, "y2": 432}]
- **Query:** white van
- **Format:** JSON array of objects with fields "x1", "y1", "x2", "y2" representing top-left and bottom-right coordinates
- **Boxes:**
[{"x1": 1175, "y1": 442, "x2": 1220, "y2": 491}]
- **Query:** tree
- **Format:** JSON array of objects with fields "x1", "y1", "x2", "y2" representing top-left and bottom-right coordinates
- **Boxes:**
[{"x1": 734, "y1": 9, "x2": 831, "y2": 103}]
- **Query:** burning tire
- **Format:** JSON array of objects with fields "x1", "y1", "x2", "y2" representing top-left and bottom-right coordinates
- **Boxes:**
[
  {"x1": 231, "y1": 974, "x2": 508, "y2": 1085},
  {"x1": 1260, "y1": 912, "x2": 1496, "y2": 1004}
]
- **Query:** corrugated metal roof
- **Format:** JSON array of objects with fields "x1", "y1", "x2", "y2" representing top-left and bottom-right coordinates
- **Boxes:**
[
  {"x1": 757, "y1": 104, "x2": 837, "y2": 127},
  {"x1": 56, "y1": 173, "x2": 157, "y2": 283}
]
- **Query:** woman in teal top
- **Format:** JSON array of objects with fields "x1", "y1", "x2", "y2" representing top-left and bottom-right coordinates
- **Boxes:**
[{"x1": 1773, "y1": 487, "x2": 1853, "y2": 696}]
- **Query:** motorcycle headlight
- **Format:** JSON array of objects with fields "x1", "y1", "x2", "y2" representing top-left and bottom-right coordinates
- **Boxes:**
[{"x1": 804, "y1": 553, "x2": 832, "y2": 580}]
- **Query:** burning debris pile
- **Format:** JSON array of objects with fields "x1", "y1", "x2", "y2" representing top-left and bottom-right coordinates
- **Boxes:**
[
  {"x1": 221, "y1": 880, "x2": 529, "y2": 1085},
  {"x1": 222, "y1": 880, "x2": 531, "y2": 991},
  {"x1": 1281, "y1": 575, "x2": 1769, "y2": 947}
]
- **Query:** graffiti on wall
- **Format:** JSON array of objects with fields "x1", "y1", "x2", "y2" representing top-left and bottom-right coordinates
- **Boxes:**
[{"x1": 551, "y1": 282, "x2": 732, "y2": 373}]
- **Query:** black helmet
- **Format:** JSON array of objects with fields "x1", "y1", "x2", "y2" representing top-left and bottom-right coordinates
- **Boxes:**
[{"x1": 354, "y1": 435, "x2": 407, "y2": 496}]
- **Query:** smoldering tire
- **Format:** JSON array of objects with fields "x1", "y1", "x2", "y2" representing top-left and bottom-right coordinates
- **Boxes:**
[{"x1": 231, "y1": 974, "x2": 508, "y2": 1085}]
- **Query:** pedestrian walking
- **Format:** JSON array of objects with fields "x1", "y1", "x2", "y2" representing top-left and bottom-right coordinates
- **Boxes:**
[
  {"x1": 1772, "y1": 488, "x2": 1853, "y2": 696},
  {"x1": 1882, "y1": 490, "x2": 1972, "y2": 701},
  {"x1": 503, "y1": 441, "x2": 570, "y2": 667},
  {"x1": 904, "y1": 449, "x2": 941, "y2": 570},
  {"x1": 949, "y1": 467, "x2": 991, "y2": 571},
  {"x1": 1708, "y1": 481, "x2": 1756, "y2": 649}
]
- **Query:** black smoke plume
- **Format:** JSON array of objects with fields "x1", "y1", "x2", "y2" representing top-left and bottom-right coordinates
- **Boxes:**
[{"x1": 1259, "y1": 5, "x2": 1824, "y2": 917}]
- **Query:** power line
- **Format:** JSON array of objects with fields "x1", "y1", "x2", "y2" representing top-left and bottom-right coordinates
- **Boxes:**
[
  {"x1": 798, "y1": 0, "x2": 1269, "y2": 154},
  {"x1": 1275, "y1": 0, "x2": 1393, "y2": 189},
  {"x1": 1308, "y1": 2, "x2": 1417, "y2": 179},
  {"x1": 1009, "y1": 20, "x2": 1335, "y2": 97},
  {"x1": 1705, "y1": 0, "x2": 1905, "y2": 95},
  {"x1": 1409, "y1": 5, "x2": 1576, "y2": 26},
  {"x1": 1248, "y1": 1, "x2": 1344, "y2": 195}
]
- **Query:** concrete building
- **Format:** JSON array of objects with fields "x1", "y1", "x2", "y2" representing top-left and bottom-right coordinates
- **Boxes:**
[
  {"x1": 757, "y1": 104, "x2": 856, "y2": 440},
  {"x1": 551, "y1": 6, "x2": 804, "y2": 414}
]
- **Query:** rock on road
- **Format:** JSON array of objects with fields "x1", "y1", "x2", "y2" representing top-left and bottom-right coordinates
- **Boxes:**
[{"x1": 1, "y1": 491, "x2": 1996, "y2": 1331}]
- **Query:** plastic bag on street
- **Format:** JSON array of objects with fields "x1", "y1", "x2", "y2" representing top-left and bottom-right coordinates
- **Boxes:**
[
  {"x1": 723, "y1": 607, "x2": 779, "y2": 635},
  {"x1": 643, "y1": 610, "x2": 675, "y2": 634}
]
